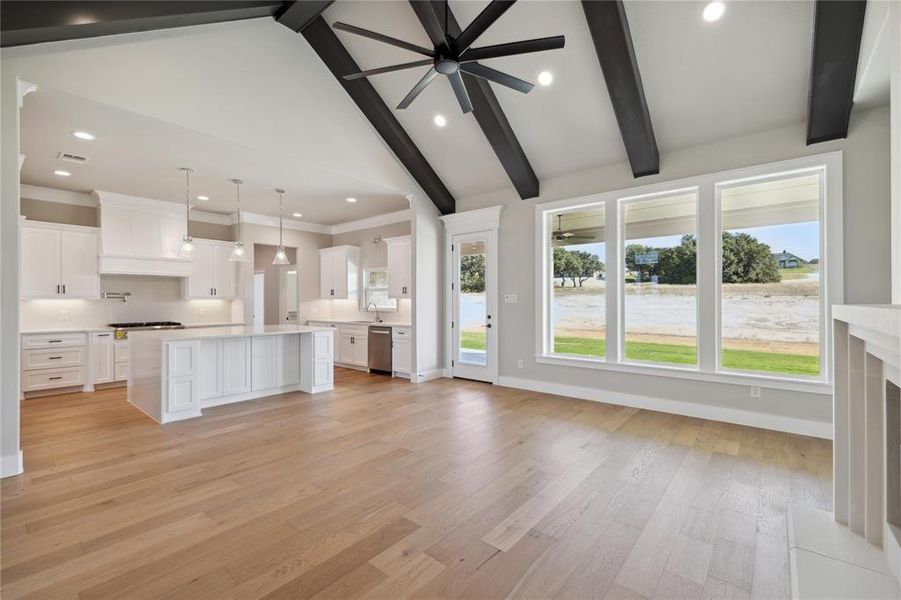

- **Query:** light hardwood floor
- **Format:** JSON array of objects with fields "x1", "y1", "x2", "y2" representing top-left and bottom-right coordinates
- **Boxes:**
[{"x1": 1, "y1": 369, "x2": 832, "y2": 599}]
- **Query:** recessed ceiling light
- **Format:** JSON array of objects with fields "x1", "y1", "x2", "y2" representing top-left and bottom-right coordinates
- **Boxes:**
[
  {"x1": 53, "y1": 170, "x2": 71, "y2": 177},
  {"x1": 293, "y1": 212, "x2": 303, "y2": 218},
  {"x1": 197, "y1": 195, "x2": 209, "y2": 201},
  {"x1": 433, "y1": 114, "x2": 447, "y2": 127},
  {"x1": 72, "y1": 131, "x2": 95, "y2": 141},
  {"x1": 537, "y1": 71, "x2": 554, "y2": 86},
  {"x1": 346, "y1": 197, "x2": 357, "y2": 203},
  {"x1": 702, "y1": 1, "x2": 725, "y2": 22}
]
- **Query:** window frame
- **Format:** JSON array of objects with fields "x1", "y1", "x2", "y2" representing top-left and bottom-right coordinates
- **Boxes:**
[
  {"x1": 535, "y1": 151, "x2": 842, "y2": 394},
  {"x1": 362, "y1": 266, "x2": 397, "y2": 312}
]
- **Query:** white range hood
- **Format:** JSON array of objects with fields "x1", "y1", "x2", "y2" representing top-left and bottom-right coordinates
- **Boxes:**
[{"x1": 94, "y1": 190, "x2": 193, "y2": 277}]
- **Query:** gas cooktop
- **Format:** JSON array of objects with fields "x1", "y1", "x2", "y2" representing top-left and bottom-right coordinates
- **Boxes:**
[{"x1": 108, "y1": 321, "x2": 184, "y2": 330}]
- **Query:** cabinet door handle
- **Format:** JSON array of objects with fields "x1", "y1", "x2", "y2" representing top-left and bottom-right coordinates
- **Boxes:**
[
  {"x1": 62, "y1": 284, "x2": 66, "y2": 294},
  {"x1": 56, "y1": 284, "x2": 60, "y2": 294}
]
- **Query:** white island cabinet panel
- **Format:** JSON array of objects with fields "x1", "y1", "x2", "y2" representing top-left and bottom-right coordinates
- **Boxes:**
[
  {"x1": 199, "y1": 339, "x2": 223, "y2": 401},
  {"x1": 252, "y1": 336, "x2": 278, "y2": 391},
  {"x1": 129, "y1": 326, "x2": 334, "y2": 423},
  {"x1": 278, "y1": 334, "x2": 300, "y2": 386},
  {"x1": 222, "y1": 337, "x2": 251, "y2": 395}
]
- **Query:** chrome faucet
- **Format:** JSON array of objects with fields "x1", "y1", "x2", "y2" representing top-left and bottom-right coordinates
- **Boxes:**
[{"x1": 367, "y1": 301, "x2": 381, "y2": 322}]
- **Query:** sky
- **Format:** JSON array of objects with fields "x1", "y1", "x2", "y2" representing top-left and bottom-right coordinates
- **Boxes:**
[{"x1": 560, "y1": 220, "x2": 819, "y2": 264}]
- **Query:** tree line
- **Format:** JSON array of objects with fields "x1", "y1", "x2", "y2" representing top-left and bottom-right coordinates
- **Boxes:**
[{"x1": 554, "y1": 232, "x2": 783, "y2": 286}]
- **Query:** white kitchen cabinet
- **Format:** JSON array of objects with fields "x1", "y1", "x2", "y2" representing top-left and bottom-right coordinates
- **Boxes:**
[
  {"x1": 385, "y1": 235, "x2": 412, "y2": 299},
  {"x1": 199, "y1": 339, "x2": 223, "y2": 401},
  {"x1": 114, "y1": 340, "x2": 129, "y2": 382},
  {"x1": 21, "y1": 332, "x2": 87, "y2": 394},
  {"x1": 336, "y1": 324, "x2": 368, "y2": 368},
  {"x1": 165, "y1": 341, "x2": 200, "y2": 416},
  {"x1": 251, "y1": 336, "x2": 278, "y2": 391},
  {"x1": 391, "y1": 327, "x2": 412, "y2": 377},
  {"x1": 278, "y1": 334, "x2": 300, "y2": 386},
  {"x1": 20, "y1": 222, "x2": 100, "y2": 299},
  {"x1": 319, "y1": 246, "x2": 360, "y2": 300},
  {"x1": 300, "y1": 330, "x2": 334, "y2": 393},
  {"x1": 222, "y1": 337, "x2": 251, "y2": 395},
  {"x1": 91, "y1": 332, "x2": 114, "y2": 384},
  {"x1": 184, "y1": 240, "x2": 237, "y2": 299}
]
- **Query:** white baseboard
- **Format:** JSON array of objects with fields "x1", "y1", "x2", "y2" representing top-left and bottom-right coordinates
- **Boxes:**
[
  {"x1": 1, "y1": 450, "x2": 24, "y2": 478},
  {"x1": 498, "y1": 375, "x2": 832, "y2": 439},
  {"x1": 413, "y1": 368, "x2": 446, "y2": 383}
]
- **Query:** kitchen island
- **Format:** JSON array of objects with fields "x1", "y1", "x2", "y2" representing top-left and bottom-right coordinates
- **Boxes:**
[{"x1": 128, "y1": 325, "x2": 334, "y2": 423}]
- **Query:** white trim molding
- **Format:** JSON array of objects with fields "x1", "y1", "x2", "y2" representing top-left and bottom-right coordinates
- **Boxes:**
[
  {"x1": 498, "y1": 375, "x2": 832, "y2": 439},
  {"x1": 439, "y1": 204, "x2": 503, "y2": 234},
  {"x1": 21, "y1": 184, "x2": 95, "y2": 207},
  {"x1": 1, "y1": 450, "x2": 24, "y2": 478},
  {"x1": 241, "y1": 211, "x2": 331, "y2": 235},
  {"x1": 330, "y1": 209, "x2": 412, "y2": 235}
]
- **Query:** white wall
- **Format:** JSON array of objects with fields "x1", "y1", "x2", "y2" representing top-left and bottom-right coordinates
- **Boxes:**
[
  {"x1": 892, "y1": 3, "x2": 901, "y2": 303},
  {"x1": 1, "y1": 73, "x2": 25, "y2": 476},
  {"x1": 457, "y1": 106, "x2": 891, "y2": 433},
  {"x1": 411, "y1": 195, "x2": 444, "y2": 381}
]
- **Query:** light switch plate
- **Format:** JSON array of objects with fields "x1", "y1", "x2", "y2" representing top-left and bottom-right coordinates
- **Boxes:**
[{"x1": 504, "y1": 294, "x2": 518, "y2": 303}]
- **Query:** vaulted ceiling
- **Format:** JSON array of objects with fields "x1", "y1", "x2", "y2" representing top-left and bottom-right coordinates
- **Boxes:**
[{"x1": 1, "y1": 0, "x2": 887, "y2": 217}]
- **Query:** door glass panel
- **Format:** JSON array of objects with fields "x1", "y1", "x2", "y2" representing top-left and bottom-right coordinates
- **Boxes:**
[
  {"x1": 622, "y1": 190, "x2": 698, "y2": 366},
  {"x1": 458, "y1": 240, "x2": 487, "y2": 366}
]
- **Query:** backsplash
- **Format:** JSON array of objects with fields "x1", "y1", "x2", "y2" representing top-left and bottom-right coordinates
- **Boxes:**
[{"x1": 20, "y1": 275, "x2": 233, "y2": 330}]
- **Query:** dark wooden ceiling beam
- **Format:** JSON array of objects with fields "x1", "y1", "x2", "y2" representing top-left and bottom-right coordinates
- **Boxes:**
[
  {"x1": 409, "y1": 0, "x2": 540, "y2": 200},
  {"x1": 581, "y1": 0, "x2": 659, "y2": 178},
  {"x1": 300, "y1": 16, "x2": 455, "y2": 214},
  {"x1": 0, "y1": 1, "x2": 285, "y2": 48},
  {"x1": 806, "y1": 0, "x2": 867, "y2": 145},
  {"x1": 276, "y1": 1, "x2": 333, "y2": 33}
]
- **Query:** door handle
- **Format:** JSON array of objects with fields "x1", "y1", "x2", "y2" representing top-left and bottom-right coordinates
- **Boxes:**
[{"x1": 486, "y1": 323, "x2": 492, "y2": 328}]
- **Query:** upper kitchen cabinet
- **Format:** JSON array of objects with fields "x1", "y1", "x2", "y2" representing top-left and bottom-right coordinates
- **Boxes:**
[
  {"x1": 94, "y1": 191, "x2": 192, "y2": 277},
  {"x1": 385, "y1": 235, "x2": 412, "y2": 299},
  {"x1": 319, "y1": 246, "x2": 360, "y2": 300},
  {"x1": 20, "y1": 220, "x2": 100, "y2": 299},
  {"x1": 183, "y1": 240, "x2": 236, "y2": 299}
]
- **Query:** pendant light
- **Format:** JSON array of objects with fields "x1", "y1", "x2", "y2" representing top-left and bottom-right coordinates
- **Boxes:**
[
  {"x1": 272, "y1": 188, "x2": 289, "y2": 265},
  {"x1": 228, "y1": 178, "x2": 248, "y2": 262},
  {"x1": 177, "y1": 167, "x2": 194, "y2": 258}
]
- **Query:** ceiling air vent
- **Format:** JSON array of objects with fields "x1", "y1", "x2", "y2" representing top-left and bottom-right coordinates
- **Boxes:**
[{"x1": 57, "y1": 152, "x2": 88, "y2": 163}]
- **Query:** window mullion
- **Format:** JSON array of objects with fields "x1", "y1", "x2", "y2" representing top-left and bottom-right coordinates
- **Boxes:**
[
  {"x1": 698, "y1": 183, "x2": 718, "y2": 372},
  {"x1": 606, "y1": 198, "x2": 622, "y2": 363}
]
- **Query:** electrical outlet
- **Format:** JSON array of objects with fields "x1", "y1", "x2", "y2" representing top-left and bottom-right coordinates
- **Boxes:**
[
  {"x1": 517, "y1": 358, "x2": 523, "y2": 368},
  {"x1": 59, "y1": 310, "x2": 69, "y2": 321},
  {"x1": 504, "y1": 294, "x2": 518, "y2": 303},
  {"x1": 750, "y1": 386, "x2": 761, "y2": 398}
]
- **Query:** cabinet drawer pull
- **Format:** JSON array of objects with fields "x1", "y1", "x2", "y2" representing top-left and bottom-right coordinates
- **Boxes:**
[
  {"x1": 48, "y1": 376, "x2": 63, "y2": 380},
  {"x1": 48, "y1": 356, "x2": 63, "y2": 360},
  {"x1": 48, "y1": 340, "x2": 63, "y2": 343},
  {"x1": 97, "y1": 333, "x2": 110, "y2": 337}
]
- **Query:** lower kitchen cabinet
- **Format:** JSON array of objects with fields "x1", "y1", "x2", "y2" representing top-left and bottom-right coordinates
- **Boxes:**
[
  {"x1": 392, "y1": 327, "x2": 412, "y2": 377},
  {"x1": 165, "y1": 341, "x2": 200, "y2": 416},
  {"x1": 91, "y1": 332, "x2": 114, "y2": 384},
  {"x1": 337, "y1": 324, "x2": 368, "y2": 369},
  {"x1": 222, "y1": 337, "x2": 251, "y2": 396},
  {"x1": 21, "y1": 332, "x2": 87, "y2": 394},
  {"x1": 199, "y1": 339, "x2": 224, "y2": 401},
  {"x1": 251, "y1": 336, "x2": 279, "y2": 391},
  {"x1": 278, "y1": 334, "x2": 300, "y2": 386}
]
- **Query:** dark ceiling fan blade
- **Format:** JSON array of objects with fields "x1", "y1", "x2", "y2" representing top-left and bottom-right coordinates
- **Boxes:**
[
  {"x1": 453, "y1": 0, "x2": 517, "y2": 53},
  {"x1": 448, "y1": 71, "x2": 473, "y2": 114},
  {"x1": 460, "y1": 62, "x2": 533, "y2": 94},
  {"x1": 460, "y1": 35, "x2": 565, "y2": 62},
  {"x1": 343, "y1": 59, "x2": 435, "y2": 80},
  {"x1": 397, "y1": 67, "x2": 440, "y2": 109},
  {"x1": 333, "y1": 22, "x2": 435, "y2": 57}
]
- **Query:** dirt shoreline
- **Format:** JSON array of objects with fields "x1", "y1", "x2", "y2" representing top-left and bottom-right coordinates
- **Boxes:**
[{"x1": 554, "y1": 328, "x2": 819, "y2": 356}]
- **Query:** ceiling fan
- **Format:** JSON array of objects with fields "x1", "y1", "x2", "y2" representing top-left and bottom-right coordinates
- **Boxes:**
[
  {"x1": 333, "y1": 0, "x2": 565, "y2": 114},
  {"x1": 552, "y1": 215, "x2": 594, "y2": 243}
]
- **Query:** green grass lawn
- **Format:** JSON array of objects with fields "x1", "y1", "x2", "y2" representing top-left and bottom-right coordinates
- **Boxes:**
[
  {"x1": 778, "y1": 265, "x2": 818, "y2": 280},
  {"x1": 460, "y1": 331, "x2": 819, "y2": 376}
]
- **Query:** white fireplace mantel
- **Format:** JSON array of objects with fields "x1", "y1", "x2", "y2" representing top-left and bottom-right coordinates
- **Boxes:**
[{"x1": 789, "y1": 305, "x2": 901, "y2": 599}]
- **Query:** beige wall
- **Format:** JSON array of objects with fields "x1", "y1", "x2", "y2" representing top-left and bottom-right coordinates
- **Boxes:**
[
  {"x1": 253, "y1": 244, "x2": 298, "y2": 325},
  {"x1": 331, "y1": 221, "x2": 411, "y2": 270},
  {"x1": 20, "y1": 198, "x2": 96, "y2": 226},
  {"x1": 189, "y1": 220, "x2": 232, "y2": 241},
  {"x1": 457, "y1": 106, "x2": 891, "y2": 428}
]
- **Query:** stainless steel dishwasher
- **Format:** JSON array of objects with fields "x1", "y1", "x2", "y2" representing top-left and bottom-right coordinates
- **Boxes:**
[{"x1": 368, "y1": 326, "x2": 392, "y2": 374}]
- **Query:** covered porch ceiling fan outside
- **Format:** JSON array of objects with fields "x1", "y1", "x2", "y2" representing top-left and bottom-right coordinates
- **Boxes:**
[{"x1": 333, "y1": 0, "x2": 565, "y2": 114}]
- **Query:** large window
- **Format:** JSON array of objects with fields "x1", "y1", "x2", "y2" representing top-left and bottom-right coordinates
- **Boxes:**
[
  {"x1": 719, "y1": 172, "x2": 821, "y2": 376},
  {"x1": 537, "y1": 153, "x2": 839, "y2": 387},
  {"x1": 622, "y1": 190, "x2": 698, "y2": 366},
  {"x1": 548, "y1": 207, "x2": 606, "y2": 358}
]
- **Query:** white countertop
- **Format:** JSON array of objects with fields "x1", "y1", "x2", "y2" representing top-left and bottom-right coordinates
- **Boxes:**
[
  {"x1": 130, "y1": 324, "x2": 333, "y2": 341},
  {"x1": 833, "y1": 304, "x2": 901, "y2": 337},
  {"x1": 21, "y1": 322, "x2": 246, "y2": 335},
  {"x1": 308, "y1": 319, "x2": 412, "y2": 328}
]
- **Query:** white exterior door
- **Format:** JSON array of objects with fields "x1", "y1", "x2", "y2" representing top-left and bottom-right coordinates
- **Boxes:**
[
  {"x1": 21, "y1": 227, "x2": 60, "y2": 298},
  {"x1": 451, "y1": 231, "x2": 496, "y2": 383},
  {"x1": 59, "y1": 230, "x2": 100, "y2": 298}
]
